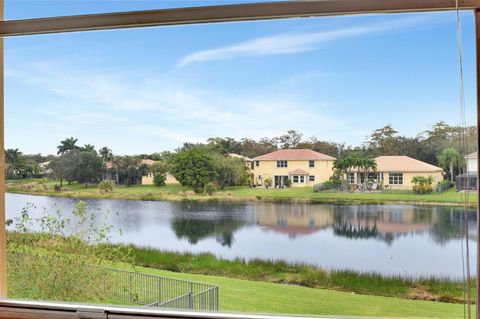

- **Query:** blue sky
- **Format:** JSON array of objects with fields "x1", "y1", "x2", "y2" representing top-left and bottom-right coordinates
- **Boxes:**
[{"x1": 5, "y1": 1, "x2": 477, "y2": 155}]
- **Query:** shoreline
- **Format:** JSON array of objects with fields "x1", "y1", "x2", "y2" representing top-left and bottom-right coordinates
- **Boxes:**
[{"x1": 6, "y1": 188, "x2": 477, "y2": 207}]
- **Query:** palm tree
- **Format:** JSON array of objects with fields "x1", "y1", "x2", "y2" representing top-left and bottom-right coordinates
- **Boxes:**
[
  {"x1": 57, "y1": 137, "x2": 79, "y2": 155},
  {"x1": 99, "y1": 147, "x2": 113, "y2": 163},
  {"x1": 437, "y1": 147, "x2": 463, "y2": 182},
  {"x1": 82, "y1": 144, "x2": 96, "y2": 153},
  {"x1": 5, "y1": 148, "x2": 24, "y2": 178}
]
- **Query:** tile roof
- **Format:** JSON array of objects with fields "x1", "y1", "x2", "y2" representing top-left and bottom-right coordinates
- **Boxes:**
[
  {"x1": 374, "y1": 156, "x2": 443, "y2": 173},
  {"x1": 466, "y1": 151, "x2": 477, "y2": 158},
  {"x1": 253, "y1": 149, "x2": 335, "y2": 161}
]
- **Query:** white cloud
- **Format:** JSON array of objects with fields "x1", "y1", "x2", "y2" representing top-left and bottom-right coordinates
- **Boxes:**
[
  {"x1": 178, "y1": 16, "x2": 434, "y2": 66},
  {"x1": 8, "y1": 62, "x2": 349, "y2": 152}
]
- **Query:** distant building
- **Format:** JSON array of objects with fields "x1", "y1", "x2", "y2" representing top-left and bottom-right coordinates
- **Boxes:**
[
  {"x1": 348, "y1": 156, "x2": 444, "y2": 190},
  {"x1": 456, "y1": 152, "x2": 477, "y2": 191},
  {"x1": 38, "y1": 160, "x2": 52, "y2": 175},
  {"x1": 251, "y1": 149, "x2": 336, "y2": 187}
]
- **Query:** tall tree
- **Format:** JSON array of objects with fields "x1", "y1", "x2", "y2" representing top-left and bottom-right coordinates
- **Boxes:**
[
  {"x1": 278, "y1": 130, "x2": 303, "y2": 149},
  {"x1": 367, "y1": 124, "x2": 399, "y2": 155},
  {"x1": 437, "y1": 147, "x2": 463, "y2": 182},
  {"x1": 171, "y1": 148, "x2": 216, "y2": 193},
  {"x1": 57, "y1": 137, "x2": 80, "y2": 155}
]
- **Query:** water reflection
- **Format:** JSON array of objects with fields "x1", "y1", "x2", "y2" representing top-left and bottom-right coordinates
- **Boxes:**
[{"x1": 5, "y1": 194, "x2": 477, "y2": 277}]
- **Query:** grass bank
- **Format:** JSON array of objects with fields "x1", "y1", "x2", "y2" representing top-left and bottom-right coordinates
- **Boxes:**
[
  {"x1": 6, "y1": 179, "x2": 476, "y2": 206},
  {"x1": 111, "y1": 245, "x2": 475, "y2": 304},
  {"x1": 121, "y1": 264, "x2": 472, "y2": 318}
]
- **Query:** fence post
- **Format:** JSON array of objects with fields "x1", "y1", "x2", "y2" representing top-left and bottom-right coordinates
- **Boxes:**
[{"x1": 188, "y1": 291, "x2": 193, "y2": 309}]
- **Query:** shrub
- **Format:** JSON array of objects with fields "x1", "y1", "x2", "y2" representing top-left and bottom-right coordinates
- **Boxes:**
[
  {"x1": 153, "y1": 174, "x2": 166, "y2": 186},
  {"x1": 436, "y1": 180, "x2": 454, "y2": 193},
  {"x1": 98, "y1": 180, "x2": 115, "y2": 193},
  {"x1": 284, "y1": 178, "x2": 292, "y2": 188},
  {"x1": 313, "y1": 180, "x2": 338, "y2": 192},
  {"x1": 7, "y1": 202, "x2": 131, "y2": 302},
  {"x1": 54, "y1": 184, "x2": 62, "y2": 192},
  {"x1": 204, "y1": 183, "x2": 217, "y2": 195},
  {"x1": 412, "y1": 176, "x2": 434, "y2": 194},
  {"x1": 264, "y1": 177, "x2": 272, "y2": 188}
]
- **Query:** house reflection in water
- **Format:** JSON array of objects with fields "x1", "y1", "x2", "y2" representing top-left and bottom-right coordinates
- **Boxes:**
[
  {"x1": 254, "y1": 203, "x2": 441, "y2": 243},
  {"x1": 254, "y1": 203, "x2": 335, "y2": 238}
]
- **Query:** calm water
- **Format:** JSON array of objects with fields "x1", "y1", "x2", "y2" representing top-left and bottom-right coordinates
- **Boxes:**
[{"x1": 5, "y1": 193, "x2": 477, "y2": 278}]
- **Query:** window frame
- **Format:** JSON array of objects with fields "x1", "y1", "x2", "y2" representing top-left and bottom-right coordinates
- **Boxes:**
[
  {"x1": 388, "y1": 173, "x2": 404, "y2": 185},
  {"x1": 276, "y1": 160, "x2": 288, "y2": 168}
]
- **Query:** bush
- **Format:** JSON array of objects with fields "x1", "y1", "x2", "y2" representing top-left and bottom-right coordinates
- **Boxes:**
[
  {"x1": 313, "y1": 180, "x2": 338, "y2": 192},
  {"x1": 284, "y1": 178, "x2": 292, "y2": 188},
  {"x1": 264, "y1": 177, "x2": 272, "y2": 188},
  {"x1": 412, "y1": 176, "x2": 434, "y2": 194},
  {"x1": 436, "y1": 180, "x2": 454, "y2": 193},
  {"x1": 98, "y1": 180, "x2": 115, "y2": 193},
  {"x1": 153, "y1": 174, "x2": 166, "y2": 186},
  {"x1": 204, "y1": 183, "x2": 217, "y2": 195},
  {"x1": 54, "y1": 184, "x2": 62, "y2": 192},
  {"x1": 7, "y1": 202, "x2": 131, "y2": 302}
]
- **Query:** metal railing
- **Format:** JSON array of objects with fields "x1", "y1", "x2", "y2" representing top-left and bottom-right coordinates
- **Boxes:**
[{"x1": 99, "y1": 267, "x2": 219, "y2": 311}]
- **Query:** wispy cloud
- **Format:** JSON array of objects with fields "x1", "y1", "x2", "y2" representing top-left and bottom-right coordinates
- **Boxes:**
[
  {"x1": 8, "y1": 61, "x2": 349, "y2": 152},
  {"x1": 178, "y1": 16, "x2": 434, "y2": 66}
]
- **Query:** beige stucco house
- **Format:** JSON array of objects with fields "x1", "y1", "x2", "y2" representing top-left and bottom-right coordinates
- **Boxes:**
[
  {"x1": 252, "y1": 149, "x2": 336, "y2": 187},
  {"x1": 140, "y1": 159, "x2": 180, "y2": 185},
  {"x1": 347, "y1": 156, "x2": 444, "y2": 190}
]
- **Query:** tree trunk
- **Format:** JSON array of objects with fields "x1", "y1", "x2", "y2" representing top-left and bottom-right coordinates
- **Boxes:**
[
  {"x1": 450, "y1": 163, "x2": 454, "y2": 182},
  {"x1": 85, "y1": 182, "x2": 88, "y2": 188}
]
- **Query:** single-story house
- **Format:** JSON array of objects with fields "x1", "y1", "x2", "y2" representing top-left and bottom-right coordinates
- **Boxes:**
[
  {"x1": 347, "y1": 155, "x2": 444, "y2": 190},
  {"x1": 38, "y1": 160, "x2": 53, "y2": 175},
  {"x1": 251, "y1": 149, "x2": 336, "y2": 187}
]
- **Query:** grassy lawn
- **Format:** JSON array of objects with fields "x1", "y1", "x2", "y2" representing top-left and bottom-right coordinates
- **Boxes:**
[
  {"x1": 118, "y1": 264, "x2": 471, "y2": 318},
  {"x1": 7, "y1": 179, "x2": 476, "y2": 206}
]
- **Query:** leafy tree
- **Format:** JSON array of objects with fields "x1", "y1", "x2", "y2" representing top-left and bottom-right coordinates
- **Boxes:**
[
  {"x1": 112, "y1": 156, "x2": 148, "y2": 186},
  {"x1": 207, "y1": 137, "x2": 241, "y2": 155},
  {"x1": 278, "y1": 130, "x2": 303, "y2": 149},
  {"x1": 437, "y1": 147, "x2": 463, "y2": 182},
  {"x1": 150, "y1": 161, "x2": 169, "y2": 186},
  {"x1": 57, "y1": 137, "x2": 80, "y2": 155},
  {"x1": 367, "y1": 124, "x2": 398, "y2": 155},
  {"x1": 213, "y1": 155, "x2": 249, "y2": 189},
  {"x1": 171, "y1": 148, "x2": 216, "y2": 193},
  {"x1": 73, "y1": 151, "x2": 103, "y2": 188}
]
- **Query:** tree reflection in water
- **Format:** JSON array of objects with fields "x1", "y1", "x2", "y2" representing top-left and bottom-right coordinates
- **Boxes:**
[{"x1": 170, "y1": 202, "x2": 250, "y2": 247}]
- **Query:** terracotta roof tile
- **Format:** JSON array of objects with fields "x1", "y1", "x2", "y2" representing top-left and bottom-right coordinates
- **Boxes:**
[{"x1": 253, "y1": 149, "x2": 335, "y2": 161}]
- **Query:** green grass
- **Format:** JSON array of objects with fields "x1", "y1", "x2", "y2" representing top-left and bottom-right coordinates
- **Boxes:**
[
  {"x1": 113, "y1": 246, "x2": 474, "y2": 304},
  {"x1": 117, "y1": 264, "x2": 472, "y2": 318},
  {"x1": 7, "y1": 179, "x2": 476, "y2": 206}
]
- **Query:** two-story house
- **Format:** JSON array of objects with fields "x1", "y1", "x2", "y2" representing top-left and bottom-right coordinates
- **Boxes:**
[{"x1": 251, "y1": 149, "x2": 336, "y2": 187}]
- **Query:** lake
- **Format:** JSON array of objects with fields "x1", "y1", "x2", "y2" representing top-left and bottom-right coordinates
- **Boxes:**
[{"x1": 5, "y1": 193, "x2": 477, "y2": 278}]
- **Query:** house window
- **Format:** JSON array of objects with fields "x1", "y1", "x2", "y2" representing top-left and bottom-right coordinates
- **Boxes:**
[
  {"x1": 277, "y1": 160, "x2": 288, "y2": 168},
  {"x1": 346, "y1": 173, "x2": 355, "y2": 184},
  {"x1": 389, "y1": 173, "x2": 403, "y2": 185},
  {"x1": 255, "y1": 160, "x2": 260, "y2": 167},
  {"x1": 293, "y1": 176, "x2": 299, "y2": 183},
  {"x1": 309, "y1": 175, "x2": 315, "y2": 182},
  {"x1": 300, "y1": 176, "x2": 305, "y2": 183},
  {"x1": 309, "y1": 160, "x2": 315, "y2": 168}
]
